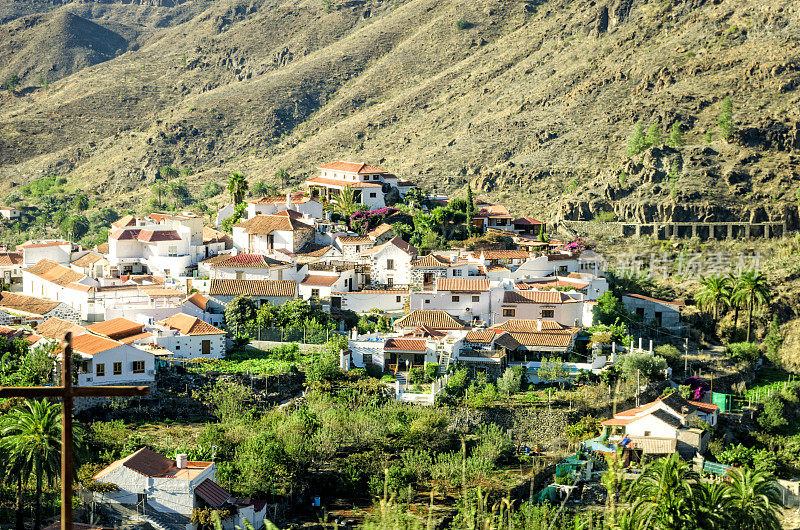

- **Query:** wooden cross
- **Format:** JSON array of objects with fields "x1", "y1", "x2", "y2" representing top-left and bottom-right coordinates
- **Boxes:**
[{"x1": 0, "y1": 332, "x2": 150, "y2": 530}]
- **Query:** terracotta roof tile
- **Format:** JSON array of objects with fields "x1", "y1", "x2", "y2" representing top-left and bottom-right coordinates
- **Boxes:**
[
  {"x1": 0, "y1": 252, "x2": 22, "y2": 266},
  {"x1": 317, "y1": 161, "x2": 388, "y2": 174},
  {"x1": 36, "y1": 317, "x2": 85, "y2": 340},
  {"x1": 412, "y1": 254, "x2": 450, "y2": 267},
  {"x1": 384, "y1": 338, "x2": 428, "y2": 352},
  {"x1": 235, "y1": 211, "x2": 313, "y2": 234},
  {"x1": 137, "y1": 229, "x2": 182, "y2": 242},
  {"x1": 111, "y1": 215, "x2": 137, "y2": 228},
  {"x1": 436, "y1": 278, "x2": 489, "y2": 292},
  {"x1": 623, "y1": 293, "x2": 685, "y2": 307},
  {"x1": 17, "y1": 240, "x2": 70, "y2": 249},
  {"x1": 404, "y1": 325, "x2": 446, "y2": 338},
  {"x1": 361, "y1": 236, "x2": 417, "y2": 256},
  {"x1": 209, "y1": 279, "x2": 296, "y2": 297},
  {"x1": 305, "y1": 176, "x2": 382, "y2": 188},
  {"x1": 513, "y1": 217, "x2": 543, "y2": 225},
  {"x1": 0, "y1": 291, "x2": 61, "y2": 316},
  {"x1": 337, "y1": 236, "x2": 374, "y2": 245},
  {"x1": 368, "y1": 223, "x2": 394, "y2": 238},
  {"x1": 85, "y1": 318, "x2": 144, "y2": 340},
  {"x1": 194, "y1": 478, "x2": 230, "y2": 508},
  {"x1": 249, "y1": 191, "x2": 313, "y2": 205},
  {"x1": 96, "y1": 243, "x2": 109, "y2": 254},
  {"x1": 490, "y1": 319, "x2": 578, "y2": 333},
  {"x1": 301, "y1": 274, "x2": 339, "y2": 287},
  {"x1": 109, "y1": 228, "x2": 141, "y2": 241},
  {"x1": 464, "y1": 330, "x2": 498, "y2": 344},
  {"x1": 23, "y1": 259, "x2": 86, "y2": 287},
  {"x1": 157, "y1": 313, "x2": 225, "y2": 336},
  {"x1": 472, "y1": 250, "x2": 531, "y2": 260},
  {"x1": 209, "y1": 253, "x2": 283, "y2": 269},
  {"x1": 394, "y1": 310, "x2": 467, "y2": 330},
  {"x1": 183, "y1": 292, "x2": 208, "y2": 311},
  {"x1": 503, "y1": 290, "x2": 578, "y2": 304},
  {"x1": 494, "y1": 331, "x2": 577, "y2": 348},
  {"x1": 72, "y1": 333, "x2": 123, "y2": 355},
  {"x1": 71, "y1": 253, "x2": 105, "y2": 268}
]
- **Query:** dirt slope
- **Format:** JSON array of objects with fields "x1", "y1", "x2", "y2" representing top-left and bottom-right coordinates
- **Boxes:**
[{"x1": 0, "y1": 0, "x2": 798, "y2": 224}]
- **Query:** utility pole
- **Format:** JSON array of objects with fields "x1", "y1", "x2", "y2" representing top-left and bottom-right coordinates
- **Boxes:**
[
  {"x1": 684, "y1": 338, "x2": 689, "y2": 376},
  {"x1": 636, "y1": 369, "x2": 640, "y2": 407}
]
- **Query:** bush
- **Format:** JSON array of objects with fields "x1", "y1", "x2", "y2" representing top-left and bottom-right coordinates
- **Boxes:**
[
  {"x1": 473, "y1": 424, "x2": 514, "y2": 465},
  {"x1": 617, "y1": 353, "x2": 668, "y2": 383},
  {"x1": 425, "y1": 362, "x2": 438, "y2": 382},
  {"x1": 655, "y1": 344, "x2": 682, "y2": 369},
  {"x1": 726, "y1": 342, "x2": 760, "y2": 364},
  {"x1": 456, "y1": 19, "x2": 473, "y2": 30},
  {"x1": 409, "y1": 366, "x2": 425, "y2": 385}
]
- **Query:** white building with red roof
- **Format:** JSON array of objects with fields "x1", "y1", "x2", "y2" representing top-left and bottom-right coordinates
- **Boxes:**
[
  {"x1": 411, "y1": 277, "x2": 494, "y2": 326},
  {"x1": 152, "y1": 313, "x2": 227, "y2": 359},
  {"x1": 246, "y1": 191, "x2": 323, "y2": 220},
  {"x1": 305, "y1": 161, "x2": 416, "y2": 210},
  {"x1": 361, "y1": 236, "x2": 418, "y2": 288}
]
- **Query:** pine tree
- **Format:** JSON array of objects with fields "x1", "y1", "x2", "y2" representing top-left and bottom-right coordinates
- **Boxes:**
[
  {"x1": 718, "y1": 97, "x2": 734, "y2": 141},
  {"x1": 626, "y1": 122, "x2": 647, "y2": 156},
  {"x1": 465, "y1": 184, "x2": 475, "y2": 236},
  {"x1": 667, "y1": 121, "x2": 685, "y2": 147},
  {"x1": 645, "y1": 122, "x2": 662, "y2": 147}
]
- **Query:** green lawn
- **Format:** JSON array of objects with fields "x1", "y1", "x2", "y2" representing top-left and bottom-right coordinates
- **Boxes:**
[{"x1": 187, "y1": 344, "x2": 317, "y2": 375}]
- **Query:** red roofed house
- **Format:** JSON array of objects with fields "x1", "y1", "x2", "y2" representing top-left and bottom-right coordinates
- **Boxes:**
[
  {"x1": 493, "y1": 288, "x2": 586, "y2": 327},
  {"x1": 600, "y1": 392, "x2": 715, "y2": 459},
  {"x1": 71, "y1": 331, "x2": 155, "y2": 387},
  {"x1": 299, "y1": 269, "x2": 356, "y2": 301},
  {"x1": 472, "y1": 201, "x2": 514, "y2": 233},
  {"x1": 305, "y1": 161, "x2": 416, "y2": 209},
  {"x1": 92, "y1": 447, "x2": 242, "y2": 524},
  {"x1": 361, "y1": 236, "x2": 418, "y2": 288},
  {"x1": 232, "y1": 210, "x2": 315, "y2": 256},
  {"x1": 153, "y1": 313, "x2": 227, "y2": 359}
]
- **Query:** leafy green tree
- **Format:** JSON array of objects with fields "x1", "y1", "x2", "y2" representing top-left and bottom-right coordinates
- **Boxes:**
[
  {"x1": 73, "y1": 194, "x2": 89, "y2": 212},
  {"x1": 757, "y1": 399, "x2": 788, "y2": 433},
  {"x1": 61, "y1": 214, "x2": 90, "y2": 240},
  {"x1": 696, "y1": 273, "x2": 730, "y2": 323},
  {"x1": 326, "y1": 185, "x2": 359, "y2": 227},
  {"x1": 726, "y1": 342, "x2": 760, "y2": 364},
  {"x1": 496, "y1": 367, "x2": 521, "y2": 401},
  {"x1": 645, "y1": 122, "x2": 662, "y2": 147},
  {"x1": 227, "y1": 173, "x2": 249, "y2": 205},
  {"x1": 667, "y1": 121, "x2": 686, "y2": 147},
  {"x1": 224, "y1": 295, "x2": 257, "y2": 337},
  {"x1": 536, "y1": 357, "x2": 569, "y2": 384},
  {"x1": 306, "y1": 336, "x2": 345, "y2": 383},
  {"x1": 626, "y1": 122, "x2": 647, "y2": 156},
  {"x1": 221, "y1": 203, "x2": 247, "y2": 232},
  {"x1": 251, "y1": 181, "x2": 272, "y2": 197},
  {"x1": 202, "y1": 181, "x2": 224, "y2": 198},
  {"x1": 160, "y1": 165, "x2": 179, "y2": 182},
  {"x1": 465, "y1": 184, "x2": 475, "y2": 236},
  {"x1": 0, "y1": 400, "x2": 83, "y2": 530},
  {"x1": 718, "y1": 97, "x2": 734, "y2": 141},
  {"x1": 592, "y1": 291, "x2": 628, "y2": 326},
  {"x1": 731, "y1": 269, "x2": 770, "y2": 342},
  {"x1": 167, "y1": 180, "x2": 190, "y2": 208},
  {"x1": 617, "y1": 353, "x2": 668, "y2": 383}
]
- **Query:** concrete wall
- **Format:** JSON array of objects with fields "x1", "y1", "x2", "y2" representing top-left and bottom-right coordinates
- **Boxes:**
[
  {"x1": 79, "y1": 345, "x2": 156, "y2": 386},
  {"x1": 369, "y1": 244, "x2": 415, "y2": 286},
  {"x1": 154, "y1": 333, "x2": 226, "y2": 359},
  {"x1": 332, "y1": 290, "x2": 408, "y2": 313}
]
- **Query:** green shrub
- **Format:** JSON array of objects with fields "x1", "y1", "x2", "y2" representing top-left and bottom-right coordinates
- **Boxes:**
[
  {"x1": 424, "y1": 362, "x2": 439, "y2": 382},
  {"x1": 456, "y1": 19, "x2": 473, "y2": 30},
  {"x1": 718, "y1": 96, "x2": 734, "y2": 141},
  {"x1": 626, "y1": 122, "x2": 647, "y2": 156},
  {"x1": 655, "y1": 344, "x2": 682, "y2": 369},
  {"x1": 473, "y1": 424, "x2": 514, "y2": 465},
  {"x1": 409, "y1": 366, "x2": 425, "y2": 384},
  {"x1": 726, "y1": 342, "x2": 759, "y2": 364}
]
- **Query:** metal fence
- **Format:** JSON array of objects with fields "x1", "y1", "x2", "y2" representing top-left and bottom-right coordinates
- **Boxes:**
[{"x1": 248, "y1": 327, "x2": 348, "y2": 344}]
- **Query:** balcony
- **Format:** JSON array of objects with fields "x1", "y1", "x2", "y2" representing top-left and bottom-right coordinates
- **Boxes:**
[{"x1": 459, "y1": 348, "x2": 506, "y2": 363}]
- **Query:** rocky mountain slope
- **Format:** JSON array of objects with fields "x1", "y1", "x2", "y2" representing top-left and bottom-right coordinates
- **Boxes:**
[{"x1": 0, "y1": 0, "x2": 799, "y2": 225}]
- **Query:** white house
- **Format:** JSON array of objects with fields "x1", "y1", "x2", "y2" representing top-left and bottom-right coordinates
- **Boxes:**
[
  {"x1": 18, "y1": 240, "x2": 75, "y2": 267},
  {"x1": 305, "y1": 161, "x2": 417, "y2": 210},
  {"x1": 0, "y1": 206, "x2": 21, "y2": 219},
  {"x1": 622, "y1": 293, "x2": 684, "y2": 332},
  {"x1": 84, "y1": 317, "x2": 154, "y2": 345},
  {"x1": 246, "y1": 192, "x2": 323, "y2": 220},
  {"x1": 198, "y1": 253, "x2": 292, "y2": 281},
  {"x1": 493, "y1": 289, "x2": 586, "y2": 327},
  {"x1": 232, "y1": 210, "x2": 315, "y2": 255},
  {"x1": 71, "y1": 332, "x2": 155, "y2": 387},
  {"x1": 298, "y1": 270, "x2": 356, "y2": 301},
  {"x1": 102, "y1": 292, "x2": 225, "y2": 329},
  {"x1": 93, "y1": 448, "x2": 232, "y2": 518},
  {"x1": 0, "y1": 252, "x2": 23, "y2": 288},
  {"x1": 22, "y1": 258, "x2": 97, "y2": 303},
  {"x1": 70, "y1": 252, "x2": 109, "y2": 279},
  {"x1": 410, "y1": 254, "x2": 482, "y2": 291},
  {"x1": 410, "y1": 278, "x2": 493, "y2": 325},
  {"x1": 335, "y1": 235, "x2": 374, "y2": 262},
  {"x1": 362, "y1": 236, "x2": 418, "y2": 287},
  {"x1": 0, "y1": 291, "x2": 80, "y2": 325},
  {"x1": 330, "y1": 288, "x2": 409, "y2": 314},
  {"x1": 153, "y1": 313, "x2": 227, "y2": 359},
  {"x1": 393, "y1": 310, "x2": 468, "y2": 333}
]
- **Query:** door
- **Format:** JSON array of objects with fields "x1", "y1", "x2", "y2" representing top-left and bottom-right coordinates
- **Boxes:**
[{"x1": 202, "y1": 340, "x2": 211, "y2": 355}]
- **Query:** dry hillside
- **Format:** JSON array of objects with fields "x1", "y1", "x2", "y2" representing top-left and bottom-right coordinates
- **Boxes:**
[{"x1": 0, "y1": 0, "x2": 799, "y2": 225}]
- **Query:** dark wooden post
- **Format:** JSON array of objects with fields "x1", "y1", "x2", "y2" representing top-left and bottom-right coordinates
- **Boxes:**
[{"x1": 61, "y1": 333, "x2": 74, "y2": 530}]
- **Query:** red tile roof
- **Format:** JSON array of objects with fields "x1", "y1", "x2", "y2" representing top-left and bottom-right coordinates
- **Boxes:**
[
  {"x1": 317, "y1": 161, "x2": 388, "y2": 174},
  {"x1": 157, "y1": 313, "x2": 225, "y2": 336},
  {"x1": 0, "y1": 291, "x2": 61, "y2": 316},
  {"x1": 472, "y1": 250, "x2": 531, "y2": 260},
  {"x1": 368, "y1": 223, "x2": 394, "y2": 238},
  {"x1": 137, "y1": 229, "x2": 182, "y2": 243},
  {"x1": 111, "y1": 215, "x2": 137, "y2": 228},
  {"x1": 623, "y1": 293, "x2": 685, "y2": 307},
  {"x1": 464, "y1": 330, "x2": 498, "y2": 344},
  {"x1": 17, "y1": 240, "x2": 70, "y2": 249},
  {"x1": 71, "y1": 253, "x2": 105, "y2": 268},
  {"x1": 209, "y1": 279, "x2": 296, "y2": 297},
  {"x1": 503, "y1": 290, "x2": 579, "y2": 304},
  {"x1": 436, "y1": 278, "x2": 489, "y2": 292},
  {"x1": 337, "y1": 236, "x2": 374, "y2": 245},
  {"x1": 194, "y1": 478, "x2": 230, "y2": 508},
  {"x1": 393, "y1": 310, "x2": 467, "y2": 330},
  {"x1": 301, "y1": 274, "x2": 339, "y2": 287},
  {"x1": 36, "y1": 317, "x2": 85, "y2": 340},
  {"x1": 491, "y1": 319, "x2": 577, "y2": 333},
  {"x1": 361, "y1": 236, "x2": 417, "y2": 256},
  {"x1": 235, "y1": 211, "x2": 313, "y2": 234},
  {"x1": 85, "y1": 318, "x2": 144, "y2": 340},
  {"x1": 72, "y1": 333, "x2": 123, "y2": 355},
  {"x1": 0, "y1": 252, "x2": 22, "y2": 266},
  {"x1": 404, "y1": 325, "x2": 446, "y2": 339},
  {"x1": 24, "y1": 259, "x2": 86, "y2": 286},
  {"x1": 412, "y1": 254, "x2": 451, "y2": 267},
  {"x1": 513, "y1": 217, "x2": 543, "y2": 225},
  {"x1": 601, "y1": 417, "x2": 637, "y2": 427},
  {"x1": 183, "y1": 292, "x2": 208, "y2": 311},
  {"x1": 688, "y1": 400, "x2": 719, "y2": 413},
  {"x1": 384, "y1": 338, "x2": 427, "y2": 352},
  {"x1": 210, "y1": 253, "x2": 283, "y2": 268},
  {"x1": 249, "y1": 191, "x2": 314, "y2": 205}
]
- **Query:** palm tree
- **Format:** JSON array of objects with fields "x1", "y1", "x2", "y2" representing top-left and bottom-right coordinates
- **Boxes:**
[
  {"x1": 326, "y1": 185, "x2": 359, "y2": 226},
  {"x1": 160, "y1": 165, "x2": 179, "y2": 182},
  {"x1": 152, "y1": 182, "x2": 166, "y2": 209},
  {"x1": 696, "y1": 273, "x2": 730, "y2": 323},
  {"x1": 0, "y1": 435, "x2": 28, "y2": 530},
  {"x1": 733, "y1": 269, "x2": 770, "y2": 342},
  {"x1": 625, "y1": 453, "x2": 700, "y2": 528},
  {"x1": 692, "y1": 481, "x2": 731, "y2": 529},
  {"x1": 1, "y1": 400, "x2": 63, "y2": 530},
  {"x1": 227, "y1": 173, "x2": 249, "y2": 205},
  {"x1": 724, "y1": 467, "x2": 781, "y2": 530}
]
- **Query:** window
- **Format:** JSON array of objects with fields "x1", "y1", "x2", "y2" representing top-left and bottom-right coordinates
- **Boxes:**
[
  {"x1": 453, "y1": 269, "x2": 463, "y2": 277},
  {"x1": 175, "y1": 344, "x2": 180, "y2": 350},
  {"x1": 425, "y1": 299, "x2": 431, "y2": 304},
  {"x1": 311, "y1": 288, "x2": 320, "y2": 298},
  {"x1": 373, "y1": 175, "x2": 380, "y2": 180},
  {"x1": 355, "y1": 245, "x2": 361, "y2": 252},
  {"x1": 386, "y1": 259, "x2": 394, "y2": 270},
  {"x1": 503, "y1": 308, "x2": 515, "y2": 317},
  {"x1": 363, "y1": 353, "x2": 373, "y2": 364},
  {"x1": 168, "y1": 245, "x2": 178, "y2": 257},
  {"x1": 96, "y1": 364, "x2": 105, "y2": 377},
  {"x1": 452, "y1": 295, "x2": 460, "y2": 302},
  {"x1": 472, "y1": 295, "x2": 480, "y2": 302},
  {"x1": 542, "y1": 309, "x2": 554, "y2": 318},
  {"x1": 132, "y1": 361, "x2": 145, "y2": 374},
  {"x1": 396, "y1": 296, "x2": 401, "y2": 303},
  {"x1": 643, "y1": 431, "x2": 651, "y2": 437},
  {"x1": 369, "y1": 192, "x2": 377, "y2": 198},
  {"x1": 235, "y1": 271, "x2": 244, "y2": 280},
  {"x1": 202, "y1": 340, "x2": 211, "y2": 355},
  {"x1": 387, "y1": 277, "x2": 394, "y2": 287},
  {"x1": 113, "y1": 362, "x2": 122, "y2": 375}
]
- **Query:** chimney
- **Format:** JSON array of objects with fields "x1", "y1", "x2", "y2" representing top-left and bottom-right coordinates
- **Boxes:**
[
  {"x1": 176, "y1": 453, "x2": 188, "y2": 469},
  {"x1": 286, "y1": 193, "x2": 292, "y2": 209},
  {"x1": 537, "y1": 318, "x2": 542, "y2": 331},
  {"x1": 681, "y1": 407, "x2": 690, "y2": 426}
]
